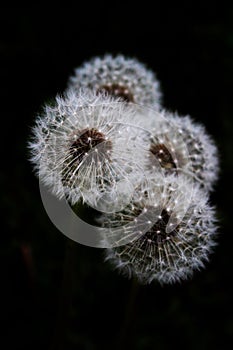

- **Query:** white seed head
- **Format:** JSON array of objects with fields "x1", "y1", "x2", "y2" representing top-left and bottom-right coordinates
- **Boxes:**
[
  {"x1": 68, "y1": 54, "x2": 162, "y2": 108},
  {"x1": 29, "y1": 89, "x2": 147, "y2": 210},
  {"x1": 135, "y1": 109, "x2": 219, "y2": 192},
  {"x1": 101, "y1": 176, "x2": 218, "y2": 285}
]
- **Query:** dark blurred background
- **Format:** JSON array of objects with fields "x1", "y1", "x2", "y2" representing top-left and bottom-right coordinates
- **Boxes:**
[{"x1": 0, "y1": 4, "x2": 233, "y2": 350}]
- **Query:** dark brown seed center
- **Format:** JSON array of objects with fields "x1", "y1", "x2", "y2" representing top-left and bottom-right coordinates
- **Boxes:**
[
  {"x1": 149, "y1": 143, "x2": 177, "y2": 172},
  {"x1": 97, "y1": 83, "x2": 134, "y2": 102},
  {"x1": 144, "y1": 208, "x2": 177, "y2": 246},
  {"x1": 68, "y1": 128, "x2": 112, "y2": 167}
]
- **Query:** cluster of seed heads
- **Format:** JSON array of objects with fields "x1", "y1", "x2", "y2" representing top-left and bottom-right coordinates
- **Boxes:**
[{"x1": 29, "y1": 54, "x2": 219, "y2": 285}]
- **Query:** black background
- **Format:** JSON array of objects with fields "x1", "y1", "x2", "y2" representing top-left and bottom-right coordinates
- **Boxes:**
[{"x1": 1, "y1": 4, "x2": 233, "y2": 350}]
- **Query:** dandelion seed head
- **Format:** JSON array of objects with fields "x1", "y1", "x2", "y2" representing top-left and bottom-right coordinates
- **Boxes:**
[
  {"x1": 102, "y1": 177, "x2": 218, "y2": 285},
  {"x1": 68, "y1": 54, "x2": 162, "y2": 108},
  {"x1": 139, "y1": 109, "x2": 219, "y2": 191},
  {"x1": 29, "y1": 89, "x2": 148, "y2": 210}
]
